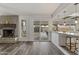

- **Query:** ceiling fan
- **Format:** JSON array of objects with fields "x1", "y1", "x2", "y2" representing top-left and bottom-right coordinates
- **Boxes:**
[{"x1": 62, "y1": 16, "x2": 71, "y2": 19}]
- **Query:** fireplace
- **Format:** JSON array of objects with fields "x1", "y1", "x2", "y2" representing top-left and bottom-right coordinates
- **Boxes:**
[{"x1": 3, "y1": 29, "x2": 15, "y2": 37}]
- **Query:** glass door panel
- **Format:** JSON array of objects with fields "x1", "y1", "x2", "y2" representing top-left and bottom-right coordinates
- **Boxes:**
[
  {"x1": 40, "y1": 21, "x2": 49, "y2": 41},
  {"x1": 33, "y1": 21, "x2": 49, "y2": 41},
  {"x1": 33, "y1": 21, "x2": 40, "y2": 41}
]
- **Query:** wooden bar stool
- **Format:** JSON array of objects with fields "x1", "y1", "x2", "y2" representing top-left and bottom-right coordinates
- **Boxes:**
[{"x1": 66, "y1": 36, "x2": 79, "y2": 53}]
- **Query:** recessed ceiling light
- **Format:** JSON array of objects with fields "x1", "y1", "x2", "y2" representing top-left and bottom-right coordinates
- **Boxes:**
[{"x1": 75, "y1": 20, "x2": 78, "y2": 23}]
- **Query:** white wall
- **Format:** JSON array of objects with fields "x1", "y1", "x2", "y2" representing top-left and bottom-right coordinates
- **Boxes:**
[
  {"x1": 18, "y1": 15, "x2": 51, "y2": 41},
  {"x1": 18, "y1": 15, "x2": 34, "y2": 41}
]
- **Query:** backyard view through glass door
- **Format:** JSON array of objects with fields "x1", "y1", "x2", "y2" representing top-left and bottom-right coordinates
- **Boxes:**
[{"x1": 33, "y1": 21, "x2": 49, "y2": 41}]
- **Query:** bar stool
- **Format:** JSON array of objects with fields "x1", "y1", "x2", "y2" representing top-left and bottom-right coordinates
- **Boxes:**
[{"x1": 66, "y1": 36, "x2": 79, "y2": 53}]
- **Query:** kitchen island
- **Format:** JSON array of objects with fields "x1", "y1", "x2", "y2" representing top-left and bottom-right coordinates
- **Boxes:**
[{"x1": 51, "y1": 31, "x2": 79, "y2": 54}]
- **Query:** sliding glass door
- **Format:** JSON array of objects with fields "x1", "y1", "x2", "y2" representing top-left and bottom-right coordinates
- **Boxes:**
[
  {"x1": 40, "y1": 21, "x2": 49, "y2": 41},
  {"x1": 33, "y1": 21, "x2": 40, "y2": 41},
  {"x1": 33, "y1": 21, "x2": 49, "y2": 41}
]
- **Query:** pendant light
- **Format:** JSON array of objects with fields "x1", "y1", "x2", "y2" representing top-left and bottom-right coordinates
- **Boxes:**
[
  {"x1": 64, "y1": 22, "x2": 66, "y2": 26},
  {"x1": 57, "y1": 15, "x2": 60, "y2": 27},
  {"x1": 74, "y1": 3, "x2": 78, "y2": 24},
  {"x1": 63, "y1": 11, "x2": 66, "y2": 26}
]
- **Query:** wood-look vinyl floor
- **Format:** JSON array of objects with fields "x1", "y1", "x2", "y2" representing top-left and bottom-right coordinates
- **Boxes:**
[{"x1": 0, "y1": 42, "x2": 64, "y2": 55}]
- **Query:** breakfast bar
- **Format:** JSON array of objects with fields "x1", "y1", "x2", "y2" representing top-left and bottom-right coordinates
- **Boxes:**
[{"x1": 51, "y1": 32, "x2": 79, "y2": 54}]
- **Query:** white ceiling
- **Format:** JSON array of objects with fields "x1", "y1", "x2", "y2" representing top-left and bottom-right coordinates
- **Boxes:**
[
  {"x1": 0, "y1": 3, "x2": 60, "y2": 15},
  {"x1": 53, "y1": 3, "x2": 78, "y2": 25}
]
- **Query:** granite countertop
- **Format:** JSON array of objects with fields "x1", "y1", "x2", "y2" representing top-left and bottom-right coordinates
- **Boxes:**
[{"x1": 58, "y1": 32, "x2": 79, "y2": 37}]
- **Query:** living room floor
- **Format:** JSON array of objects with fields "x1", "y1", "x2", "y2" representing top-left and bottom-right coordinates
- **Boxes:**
[{"x1": 0, "y1": 42, "x2": 64, "y2": 55}]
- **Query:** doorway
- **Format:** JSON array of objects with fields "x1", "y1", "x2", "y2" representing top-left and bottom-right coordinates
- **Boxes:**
[{"x1": 33, "y1": 21, "x2": 49, "y2": 42}]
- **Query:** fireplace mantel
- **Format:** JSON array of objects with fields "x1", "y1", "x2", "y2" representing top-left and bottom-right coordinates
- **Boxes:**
[{"x1": 0, "y1": 24, "x2": 16, "y2": 29}]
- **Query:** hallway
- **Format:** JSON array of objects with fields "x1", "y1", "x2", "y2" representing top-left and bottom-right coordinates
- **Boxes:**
[{"x1": 0, "y1": 42, "x2": 64, "y2": 55}]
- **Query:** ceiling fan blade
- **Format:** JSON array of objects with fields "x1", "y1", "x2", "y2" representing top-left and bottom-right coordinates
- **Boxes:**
[{"x1": 62, "y1": 16, "x2": 71, "y2": 19}]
